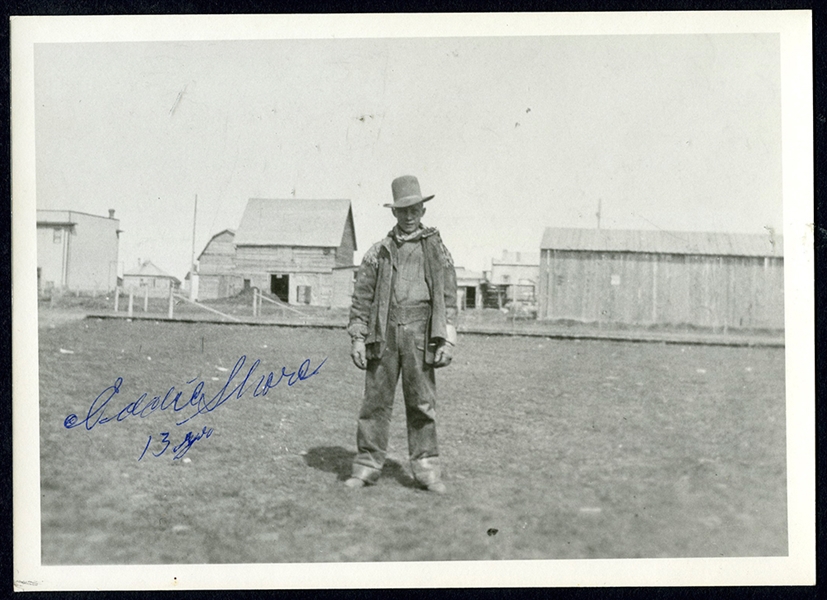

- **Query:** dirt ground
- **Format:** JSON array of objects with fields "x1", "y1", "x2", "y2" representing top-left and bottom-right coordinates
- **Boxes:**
[{"x1": 38, "y1": 313, "x2": 787, "y2": 563}]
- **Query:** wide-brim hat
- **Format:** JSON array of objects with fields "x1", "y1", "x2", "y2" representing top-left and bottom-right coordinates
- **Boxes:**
[{"x1": 384, "y1": 175, "x2": 435, "y2": 208}]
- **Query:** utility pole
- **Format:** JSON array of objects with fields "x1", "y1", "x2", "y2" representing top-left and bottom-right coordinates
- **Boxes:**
[{"x1": 190, "y1": 194, "x2": 199, "y2": 301}]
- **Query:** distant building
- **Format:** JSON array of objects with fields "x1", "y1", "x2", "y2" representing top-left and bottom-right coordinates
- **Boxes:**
[
  {"x1": 122, "y1": 260, "x2": 181, "y2": 296},
  {"x1": 455, "y1": 266, "x2": 483, "y2": 310},
  {"x1": 196, "y1": 229, "x2": 243, "y2": 300},
  {"x1": 36, "y1": 209, "x2": 121, "y2": 294},
  {"x1": 490, "y1": 250, "x2": 540, "y2": 303},
  {"x1": 538, "y1": 227, "x2": 784, "y2": 329},
  {"x1": 228, "y1": 198, "x2": 357, "y2": 307}
]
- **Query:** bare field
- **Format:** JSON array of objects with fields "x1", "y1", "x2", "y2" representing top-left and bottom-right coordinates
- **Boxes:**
[{"x1": 38, "y1": 315, "x2": 787, "y2": 563}]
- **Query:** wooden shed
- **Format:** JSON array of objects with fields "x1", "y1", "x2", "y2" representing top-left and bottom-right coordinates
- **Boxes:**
[
  {"x1": 538, "y1": 228, "x2": 784, "y2": 330},
  {"x1": 232, "y1": 198, "x2": 357, "y2": 307},
  {"x1": 455, "y1": 266, "x2": 483, "y2": 310}
]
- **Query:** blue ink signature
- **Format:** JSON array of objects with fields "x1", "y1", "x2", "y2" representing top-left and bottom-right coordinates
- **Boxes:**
[
  {"x1": 138, "y1": 426, "x2": 214, "y2": 461},
  {"x1": 64, "y1": 355, "x2": 326, "y2": 430}
]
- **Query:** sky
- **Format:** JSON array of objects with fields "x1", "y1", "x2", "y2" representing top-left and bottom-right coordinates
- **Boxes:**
[{"x1": 34, "y1": 33, "x2": 782, "y2": 279}]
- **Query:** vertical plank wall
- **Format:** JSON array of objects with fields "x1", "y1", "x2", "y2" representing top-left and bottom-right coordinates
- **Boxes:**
[{"x1": 539, "y1": 250, "x2": 784, "y2": 329}]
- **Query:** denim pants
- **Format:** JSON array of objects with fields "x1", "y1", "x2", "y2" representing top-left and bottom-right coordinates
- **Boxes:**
[{"x1": 351, "y1": 316, "x2": 440, "y2": 486}]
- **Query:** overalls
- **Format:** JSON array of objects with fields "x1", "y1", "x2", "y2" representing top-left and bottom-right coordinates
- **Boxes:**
[{"x1": 351, "y1": 239, "x2": 441, "y2": 486}]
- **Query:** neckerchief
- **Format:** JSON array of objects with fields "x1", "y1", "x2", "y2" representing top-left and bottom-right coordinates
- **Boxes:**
[{"x1": 389, "y1": 225, "x2": 437, "y2": 245}]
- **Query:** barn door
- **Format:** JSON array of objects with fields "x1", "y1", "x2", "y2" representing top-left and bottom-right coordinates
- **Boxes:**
[{"x1": 270, "y1": 274, "x2": 290, "y2": 303}]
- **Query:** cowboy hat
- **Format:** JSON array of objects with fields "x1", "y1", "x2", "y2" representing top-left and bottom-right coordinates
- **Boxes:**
[{"x1": 383, "y1": 175, "x2": 434, "y2": 208}]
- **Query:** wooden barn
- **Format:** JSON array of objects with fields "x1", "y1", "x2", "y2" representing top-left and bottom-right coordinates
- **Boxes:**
[
  {"x1": 232, "y1": 198, "x2": 357, "y2": 307},
  {"x1": 196, "y1": 229, "x2": 244, "y2": 300},
  {"x1": 538, "y1": 228, "x2": 784, "y2": 330}
]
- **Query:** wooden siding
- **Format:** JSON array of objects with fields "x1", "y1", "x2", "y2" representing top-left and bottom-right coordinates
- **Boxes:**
[
  {"x1": 539, "y1": 250, "x2": 784, "y2": 330},
  {"x1": 198, "y1": 274, "x2": 244, "y2": 300},
  {"x1": 198, "y1": 275, "x2": 221, "y2": 300},
  {"x1": 235, "y1": 246, "x2": 337, "y2": 274},
  {"x1": 238, "y1": 271, "x2": 333, "y2": 307},
  {"x1": 331, "y1": 268, "x2": 356, "y2": 308},
  {"x1": 213, "y1": 240, "x2": 353, "y2": 306},
  {"x1": 336, "y1": 211, "x2": 356, "y2": 268},
  {"x1": 199, "y1": 231, "x2": 236, "y2": 275},
  {"x1": 290, "y1": 272, "x2": 331, "y2": 306}
]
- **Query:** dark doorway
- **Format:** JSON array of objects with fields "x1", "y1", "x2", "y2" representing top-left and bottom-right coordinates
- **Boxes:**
[
  {"x1": 465, "y1": 286, "x2": 476, "y2": 309},
  {"x1": 270, "y1": 274, "x2": 290, "y2": 302}
]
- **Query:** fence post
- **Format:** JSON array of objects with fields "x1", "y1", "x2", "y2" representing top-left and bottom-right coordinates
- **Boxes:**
[
  {"x1": 168, "y1": 285, "x2": 174, "y2": 319},
  {"x1": 128, "y1": 290, "x2": 134, "y2": 318},
  {"x1": 252, "y1": 288, "x2": 258, "y2": 317},
  {"x1": 114, "y1": 287, "x2": 120, "y2": 312},
  {"x1": 144, "y1": 286, "x2": 149, "y2": 312}
]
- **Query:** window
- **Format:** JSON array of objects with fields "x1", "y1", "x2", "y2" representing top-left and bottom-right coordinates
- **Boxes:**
[
  {"x1": 297, "y1": 285, "x2": 311, "y2": 304},
  {"x1": 53, "y1": 229, "x2": 62, "y2": 243},
  {"x1": 611, "y1": 274, "x2": 621, "y2": 286}
]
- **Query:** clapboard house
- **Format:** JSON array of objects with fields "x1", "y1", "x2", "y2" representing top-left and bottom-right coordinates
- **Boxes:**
[
  {"x1": 538, "y1": 228, "x2": 784, "y2": 330},
  {"x1": 196, "y1": 229, "x2": 242, "y2": 300},
  {"x1": 232, "y1": 198, "x2": 357, "y2": 307}
]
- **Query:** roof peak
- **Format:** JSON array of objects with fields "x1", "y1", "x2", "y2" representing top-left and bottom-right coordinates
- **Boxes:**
[{"x1": 234, "y1": 198, "x2": 354, "y2": 248}]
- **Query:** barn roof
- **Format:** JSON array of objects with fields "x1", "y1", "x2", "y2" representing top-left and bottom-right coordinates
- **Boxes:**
[
  {"x1": 197, "y1": 228, "x2": 235, "y2": 260},
  {"x1": 234, "y1": 198, "x2": 354, "y2": 248},
  {"x1": 123, "y1": 260, "x2": 180, "y2": 282},
  {"x1": 540, "y1": 228, "x2": 783, "y2": 258}
]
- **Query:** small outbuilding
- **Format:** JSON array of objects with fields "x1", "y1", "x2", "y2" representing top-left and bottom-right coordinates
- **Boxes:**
[
  {"x1": 538, "y1": 227, "x2": 784, "y2": 330},
  {"x1": 455, "y1": 266, "x2": 483, "y2": 310},
  {"x1": 122, "y1": 260, "x2": 181, "y2": 297}
]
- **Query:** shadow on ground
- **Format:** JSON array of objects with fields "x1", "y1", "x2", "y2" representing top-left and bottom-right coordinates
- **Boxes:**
[{"x1": 303, "y1": 446, "x2": 420, "y2": 488}]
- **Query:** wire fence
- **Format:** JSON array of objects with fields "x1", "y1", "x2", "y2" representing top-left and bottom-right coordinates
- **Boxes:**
[{"x1": 109, "y1": 286, "x2": 341, "y2": 325}]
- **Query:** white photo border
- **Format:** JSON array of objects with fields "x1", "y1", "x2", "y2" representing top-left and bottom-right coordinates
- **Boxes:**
[{"x1": 12, "y1": 10, "x2": 814, "y2": 590}]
